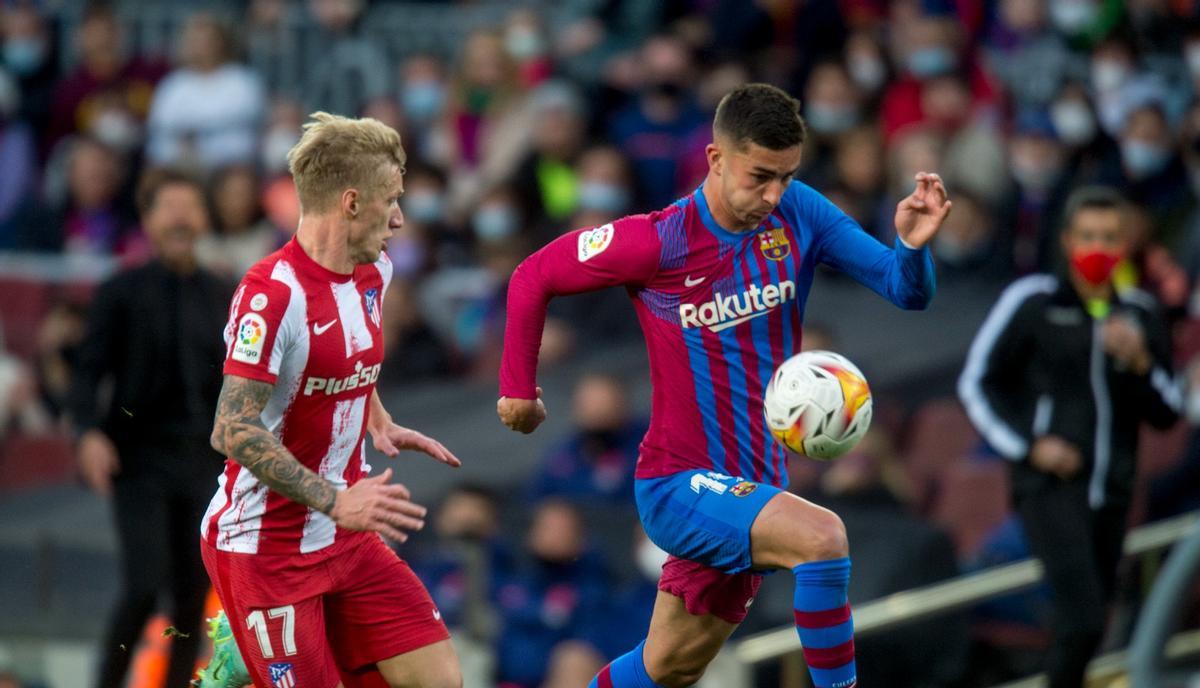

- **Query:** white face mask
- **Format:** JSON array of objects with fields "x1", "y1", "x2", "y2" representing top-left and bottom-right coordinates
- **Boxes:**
[
  {"x1": 848, "y1": 56, "x2": 886, "y2": 92},
  {"x1": 261, "y1": 128, "x2": 299, "y2": 174},
  {"x1": 505, "y1": 28, "x2": 545, "y2": 60},
  {"x1": 635, "y1": 538, "x2": 669, "y2": 582},
  {"x1": 91, "y1": 110, "x2": 141, "y2": 152},
  {"x1": 1092, "y1": 59, "x2": 1132, "y2": 93},
  {"x1": 1049, "y1": 0, "x2": 1099, "y2": 34},
  {"x1": 1121, "y1": 140, "x2": 1171, "y2": 180},
  {"x1": 934, "y1": 232, "x2": 983, "y2": 266},
  {"x1": 1050, "y1": 100, "x2": 1096, "y2": 146}
]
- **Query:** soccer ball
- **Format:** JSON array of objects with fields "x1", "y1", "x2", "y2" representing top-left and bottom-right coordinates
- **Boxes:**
[{"x1": 763, "y1": 350, "x2": 873, "y2": 461}]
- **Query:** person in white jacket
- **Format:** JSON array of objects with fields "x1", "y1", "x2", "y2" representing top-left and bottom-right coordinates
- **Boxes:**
[{"x1": 146, "y1": 13, "x2": 265, "y2": 171}]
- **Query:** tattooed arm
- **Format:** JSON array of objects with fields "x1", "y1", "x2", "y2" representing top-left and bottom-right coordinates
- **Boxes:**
[
  {"x1": 210, "y1": 375, "x2": 427, "y2": 539},
  {"x1": 210, "y1": 375, "x2": 337, "y2": 512}
]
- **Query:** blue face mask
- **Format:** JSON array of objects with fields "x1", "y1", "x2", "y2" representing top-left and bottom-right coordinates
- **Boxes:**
[
  {"x1": 403, "y1": 81, "x2": 445, "y2": 123},
  {"x1": 404, "y1": 191, "x2": 446, "y2": 224},
  {"x1": 473, "y1": 206, "x2": 519, "y2": 241},
  {"x1": 906, "y1": 47, "x2": 955, "y2": 78},
  {"x1": 4, "y1": 39, "x2": 45, "y2": 76},
  {"x1": 388, "y1": 237, "x2": 426, "y2": 277},
  {"x1": 577, "y1": 182, "x2": 630, "y2": 214},
  {"x1": 1121, "y1": 140, "x2": 1171, "y2": 180},
  {"x1": 805, "y1": 103, "x2": 859, "y2": 134}
]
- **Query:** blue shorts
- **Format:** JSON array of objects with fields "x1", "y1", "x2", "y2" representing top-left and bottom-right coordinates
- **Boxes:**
[{"x1": 635, "y1": 470, "x2": 783, "y2": 574}]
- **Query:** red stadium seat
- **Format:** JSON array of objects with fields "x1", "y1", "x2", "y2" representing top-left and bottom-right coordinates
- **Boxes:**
[
  {"x1": 1138, "y1": 421, "x2": 1190, "y2": 478},
  {"x1": 902, "y1": 398, "x2": 982, "y2": 510},
  {"x1": 1129, "y1": 421, "x2": 1192, "y2": 527},
  {"x1": 0, "y1": 432, "x2": 74, "y2": 491},
  {"x1": 1173, "y1": 318, "x2": 1200, "y2": 366},
  {"x1": 931, "y1": 459, "x2": 1011, "y2": 558},
  {"x1": 0, "y1": 278, "x2": 50, "y2": 359}
]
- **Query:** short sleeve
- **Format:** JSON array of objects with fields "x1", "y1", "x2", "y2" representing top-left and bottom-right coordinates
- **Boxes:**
[{"x1": 222, "y1": 273, "x2": 296, "y2": 384}]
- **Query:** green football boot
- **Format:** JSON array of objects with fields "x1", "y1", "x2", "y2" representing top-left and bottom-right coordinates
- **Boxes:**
[{"x1": 193, "y1": 610, "x2": 251, "y2": 688}]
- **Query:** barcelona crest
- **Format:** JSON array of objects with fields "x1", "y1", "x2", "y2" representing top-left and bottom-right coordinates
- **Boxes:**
[
  {"x1": 730, "y1": 481, "x2": 758, "y2": 497},
  {"x1": 363, "y1": 288, "x2": 381, "y2": 328},
  {"x1": 759, "y1": 228, "x2": 790, "y2": 261}
]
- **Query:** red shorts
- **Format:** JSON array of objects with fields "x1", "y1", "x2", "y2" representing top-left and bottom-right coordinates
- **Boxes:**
[
  {"x1": 202, "y1": 532, "x2": 449, "y2": 688},
  {"x1": 657, "y1": 555, "x2": 763, "y2": 625}
]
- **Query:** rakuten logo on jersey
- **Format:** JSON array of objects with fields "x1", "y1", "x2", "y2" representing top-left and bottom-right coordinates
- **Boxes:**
[
  {"x1": 679, "y1": 280, "x2": 796, "y2": 332},
  {"x1": 303, "y1": 361, "x2": 382, "y2": 396}
]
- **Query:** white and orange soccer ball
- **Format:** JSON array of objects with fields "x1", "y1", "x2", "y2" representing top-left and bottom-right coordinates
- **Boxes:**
[{"x1": 763, "y1": 350, "x2": 873, "y2": 461}]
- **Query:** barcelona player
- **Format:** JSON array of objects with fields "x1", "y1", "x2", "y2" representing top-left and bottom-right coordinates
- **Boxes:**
[{"x1": 498, "y1": 84, "x2": 951, "y2": 688}]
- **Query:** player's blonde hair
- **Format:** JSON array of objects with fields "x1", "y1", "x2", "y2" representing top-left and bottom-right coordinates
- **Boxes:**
[{"x1": 287, "y1": 112, "x2": 407, "y2": 213}]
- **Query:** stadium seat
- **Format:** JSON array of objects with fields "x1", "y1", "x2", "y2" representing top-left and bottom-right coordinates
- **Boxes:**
[
  {"x1": 1138, "y1": 421, "x2": 1191, "y2": 478},
  {"x1": 902, "y1": 398, "x2": 982, "y2": 510},
  {"x1": 931, "y1": 460, "x2": 1011, "y2": 558},
  {"x1": 0, "y1": 433, "x2": 75, "y2": 491},
  {"x1": 1173, "y1": 318, "x2": 1200, "y2": 365},
  {"x1": 0, "y1": 278, "x2": 50, "y2": 359},
  {"x1": 1128, "y1": 422, "x2": 1194, "y2": 527}
]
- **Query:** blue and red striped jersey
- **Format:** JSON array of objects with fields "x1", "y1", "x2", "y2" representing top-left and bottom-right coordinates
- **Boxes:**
[{"x1": 501, "y1": 181, "x2": 934, "y2": 489}]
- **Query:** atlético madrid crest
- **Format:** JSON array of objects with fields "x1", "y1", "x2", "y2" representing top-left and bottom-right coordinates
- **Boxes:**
[
  {"x1": 268, "y1": 663, "x2": 296, "y2": 688},
  {"x1": 363, "y1": 288, "x2": 381, "y2": 328},
  {"x1": 759, "y1": 228, "x2": 790, "y2": 261}
]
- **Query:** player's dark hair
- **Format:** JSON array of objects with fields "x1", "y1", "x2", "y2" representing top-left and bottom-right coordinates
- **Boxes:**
[
  {"x1": 136, "y1": 167, "x2": 205, "y2": 217},
  {"x1": 1063, "y1": 185, "x2": 1125, "y2": 227},
  {"x1": 714, "y1": 83, "x2": 807, "y2": 151}
]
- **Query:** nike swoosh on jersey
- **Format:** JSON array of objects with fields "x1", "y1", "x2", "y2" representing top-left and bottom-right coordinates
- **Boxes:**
[
  {"x1": 684, "y1": 275, "x2": 706, "y2": 287},
  {"x1": 313, "y1": 320, "x2": 337, "y2": 335}
]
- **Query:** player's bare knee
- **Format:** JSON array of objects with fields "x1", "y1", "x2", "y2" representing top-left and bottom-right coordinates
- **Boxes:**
[{"x1": 792, "y1": 508, "x2": 848, "y2": 563}]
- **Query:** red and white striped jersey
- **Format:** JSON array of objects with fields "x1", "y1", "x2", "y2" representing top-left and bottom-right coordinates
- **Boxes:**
[{"x1": 202, "y1": 238, "x2": 393, "y2": 555}]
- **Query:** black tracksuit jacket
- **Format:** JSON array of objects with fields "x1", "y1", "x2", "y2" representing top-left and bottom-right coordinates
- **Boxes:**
[{"x1": 958, "y1": 274, "x2": 1182, "y2": 508}]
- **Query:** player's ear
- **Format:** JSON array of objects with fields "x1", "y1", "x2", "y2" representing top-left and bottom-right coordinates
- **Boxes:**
[
  {"x1": 706, "y1": 142, "x2": 723, "y2": 176},
  {"x1": 342, "y1": 188, "x2": 359, "y2": 218}
]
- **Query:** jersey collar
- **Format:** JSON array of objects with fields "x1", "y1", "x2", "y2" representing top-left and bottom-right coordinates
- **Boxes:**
[
  {"x1": 691, "y1": 186, "x2": 768, "y2": 244},
  {"x1": 285, "y1": 238, "x2": 355, "y2": 283}
]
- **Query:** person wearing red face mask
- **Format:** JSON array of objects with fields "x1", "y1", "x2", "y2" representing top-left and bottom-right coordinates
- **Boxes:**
[{"x1": 958, "y1": 186, "x2": 1181, "y2": 688}]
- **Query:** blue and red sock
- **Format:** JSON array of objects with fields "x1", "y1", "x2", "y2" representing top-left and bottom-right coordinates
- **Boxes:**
[
  {"x1": 793, "y1": 557, "x2": 857, "y2": 688},
  {"x1": 588, "y1": 640, "x2": 663, "y2": 688}
]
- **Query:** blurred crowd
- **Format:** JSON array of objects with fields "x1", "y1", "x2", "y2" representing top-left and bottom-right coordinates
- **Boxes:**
[
  {"x1": 5, "y1": 0, "x2": 1200, "y2": 686},
  {"x1": 4, "y1": 0, "x2": 1200, "y2": 395}
]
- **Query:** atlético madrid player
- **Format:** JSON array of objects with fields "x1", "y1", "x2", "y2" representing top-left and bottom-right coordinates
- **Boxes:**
[
  {"x1": 498, "y1": 84, "x2": 953, "y2": 688},
  {"x1": 201, "y1": 112, "x2": 463, "y2": 688}
]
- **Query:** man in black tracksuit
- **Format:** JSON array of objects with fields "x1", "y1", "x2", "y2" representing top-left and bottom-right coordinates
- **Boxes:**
[
  {"x1": 958, "y1": 186, "x2": 1181, "y2": 688},
  {"x1": 71, "y1": 169, "x2": 232, "y2": 688}
]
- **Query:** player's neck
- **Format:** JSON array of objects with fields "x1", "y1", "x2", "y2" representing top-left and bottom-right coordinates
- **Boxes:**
[
  {"x1": 701, "y1": 177, "x2": 754, "y2": 233},
  {"x1": 295, "y1": 216, "x2": 355, "y2": 276}
]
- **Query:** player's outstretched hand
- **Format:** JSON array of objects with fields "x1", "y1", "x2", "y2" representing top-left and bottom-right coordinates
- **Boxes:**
[
  {"x1": 371, "y1": 423, "x2": 463, "y2": 467},
  {"x1": 330, "y1": 467, "x2": 427, "y2": 543},
  {"x1": 894, "y1": 171, "x2": 952, "y2": 249},
  {"x1": 497, "y1": 386, "x2": 547, "y2": 434}
]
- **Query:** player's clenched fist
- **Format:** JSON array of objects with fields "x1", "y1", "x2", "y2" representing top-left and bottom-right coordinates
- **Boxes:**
[
  {"x1": 329, "y1": 467, "x2": 427, "y2": 543},
  {"x1": 497, "y1": 386, "x2": 547, "y2": 434}
]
